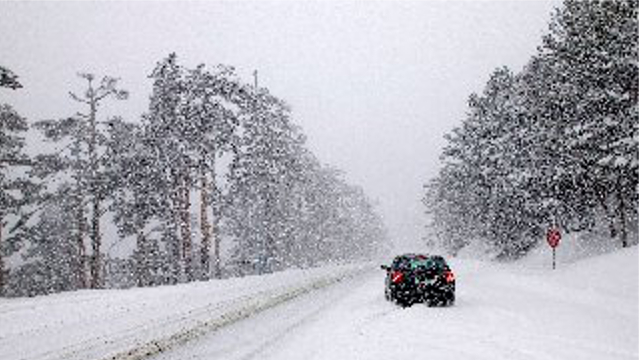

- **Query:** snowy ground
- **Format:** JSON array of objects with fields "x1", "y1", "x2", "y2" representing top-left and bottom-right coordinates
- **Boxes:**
[
  {"x1": 0, "y1": 264, "x2": 368, "y2": 360},
  {"x1": 155, "y1": 247, "x2": 638, "y2": 360},
  {"x1": 1, "y1": 248, "x2": 637, "y2": 360}
]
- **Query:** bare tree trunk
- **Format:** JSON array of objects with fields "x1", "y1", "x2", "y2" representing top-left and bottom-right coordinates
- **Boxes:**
[
  {"x1": 0, "y1": 215, "x2": 5, "y2": 296},
  {"x1": 90, "y1": 197, "x2": 102, "y2": 288},
  {"x1": 596, "y1": 186, "x2": 617, "y2": 239},
  {"x1": 77, "y1": 200, "x2": 88, "y2": 289},
  {"x1": 212, "y1": 221, "x2": 221, "y2": 279},
  {"x1": 617, "y1": 181, "x2": 628, "y2": 248},
  {"x1": 210, "y1": 163, "x2": 221, "y2": 279},
  {"x1": 136, "y1": 230, "x2": 147, "y2": 287},
  {"x1": 181, "y1": 174, "x2": 193, "y2": 281},
  {"x1": 75, "y1": 173, "x2": 89, "y2": 289},
  {"x1": 169, "y1": 168, "x2": 182, "y2": 284},
  {"x1": 200, "y1": 173, "x2": 211, "y2": 280}
]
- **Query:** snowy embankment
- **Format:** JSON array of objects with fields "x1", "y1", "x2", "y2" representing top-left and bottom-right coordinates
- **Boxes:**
[{"x1": 0, "y1": 264, "x2": 369, "y2": 360}]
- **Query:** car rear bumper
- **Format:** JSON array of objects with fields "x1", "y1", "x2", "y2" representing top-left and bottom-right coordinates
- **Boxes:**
[{"x1": 389, "y1": 281, "x2": 454, "y2": 302}]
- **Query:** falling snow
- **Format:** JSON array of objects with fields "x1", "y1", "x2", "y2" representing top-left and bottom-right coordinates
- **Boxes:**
[{"x1": 0, "y1": 1, "x2": 637, "y2": 359}]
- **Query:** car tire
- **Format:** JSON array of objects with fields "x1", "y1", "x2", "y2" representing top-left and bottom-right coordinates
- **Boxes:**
[
  {"x1": 394, "y1": 293, "x2": 412, "y2": 307},
  {"x1": 444, "y1": 291, "x2": 455, "y2": 306},
  {"x1": 425, "y1": 296, "x2": 439, "y2": 307}
]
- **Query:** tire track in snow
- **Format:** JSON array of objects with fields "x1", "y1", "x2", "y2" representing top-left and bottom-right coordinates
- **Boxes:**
[{"x1": 236, "y1": 273, "x2": 375, "y2": 360}]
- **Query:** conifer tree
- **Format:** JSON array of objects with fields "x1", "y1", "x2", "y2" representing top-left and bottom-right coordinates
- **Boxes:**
[{"x1": 34, "y1": 73, "x2": 127, "y2": 288}]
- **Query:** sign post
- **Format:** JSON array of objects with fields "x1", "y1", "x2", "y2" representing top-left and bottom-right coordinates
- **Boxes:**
[{"x1": 546, "y1": 228, "x2": 561, "y2": 270}]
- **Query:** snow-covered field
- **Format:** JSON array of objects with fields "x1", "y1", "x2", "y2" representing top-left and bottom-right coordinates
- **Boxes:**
[{"x1": 1, "y1": 247, "x2": 637, "y2": 360}]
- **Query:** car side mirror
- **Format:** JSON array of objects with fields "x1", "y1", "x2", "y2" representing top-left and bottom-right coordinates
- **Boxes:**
[{"x1": 380, "y1": 265, "x2": 390, "y2": 271}]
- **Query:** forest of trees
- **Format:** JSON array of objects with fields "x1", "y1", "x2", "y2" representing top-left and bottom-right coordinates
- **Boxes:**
[
  {"x1": 424, "y1": 0, "x2": 638, "y2": 259},
  {"x1": 0, "y1": 55, "x2": 388, "y2": 297}
]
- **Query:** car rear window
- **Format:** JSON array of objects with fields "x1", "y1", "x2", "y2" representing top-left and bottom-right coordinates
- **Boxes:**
[
  {"x1": 410, "y1": 257, "x2": 447, "y2": 270},
  {"x1": 392, "y1": 257, "x2": 413, "y2": 270},
  {"x1": 392, "y1": 255, "x2": 447, "y2": 270}
]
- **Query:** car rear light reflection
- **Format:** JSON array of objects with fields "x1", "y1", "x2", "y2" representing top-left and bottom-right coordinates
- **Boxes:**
[
  {"x1": 391, "y1": 271, "x2": 404, "y2": 283},
  {"x1": 444, "y1": 271, "x2": 455, "y2": 283}
]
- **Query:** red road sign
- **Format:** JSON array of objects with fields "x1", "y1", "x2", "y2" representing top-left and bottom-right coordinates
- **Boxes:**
[{"x1": 547, "y1": 228, "x2": 561, "y2": 248}]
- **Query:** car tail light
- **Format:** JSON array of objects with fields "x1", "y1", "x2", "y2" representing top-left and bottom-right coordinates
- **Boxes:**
[
  {"x1": 391, "y1": 271, "x2": 404, "y2": 284},
  {"x1": 444, "y1": 271, "x2": 455, "y2": 283}
]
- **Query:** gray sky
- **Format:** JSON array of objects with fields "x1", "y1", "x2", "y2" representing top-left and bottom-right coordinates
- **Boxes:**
[{"x1": 0, "y1": 0, "x2": 559, "y2": 251}]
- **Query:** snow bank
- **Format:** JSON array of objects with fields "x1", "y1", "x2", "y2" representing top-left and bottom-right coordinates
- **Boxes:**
[
  {"x1": 519, "y1": 229, "x2": 637, "y2": 269},
  {"x1": 448, "y1": 246, "x2": 638, "y2": 360},
  {"x1": 0, "y1": 264, "x2": 369, "y2": 360}
]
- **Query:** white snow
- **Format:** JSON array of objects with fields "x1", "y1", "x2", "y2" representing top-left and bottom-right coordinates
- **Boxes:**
[
  {"x1": 1, "y1": 248, "x2": 637, "y2": 360},
  {"x1": 157, "y1": 247, "x2": 638, "y2": 360},
  {"x1": 0, "y1": 264, "x2": 368, "y2": 360}
]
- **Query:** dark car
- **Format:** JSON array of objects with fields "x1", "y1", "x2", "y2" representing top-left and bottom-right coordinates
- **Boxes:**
[{"x1": 381, "y1": 254, "x2": 455, "y2": 307}]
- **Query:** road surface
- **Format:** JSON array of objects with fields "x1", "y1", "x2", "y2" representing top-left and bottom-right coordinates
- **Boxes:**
[{"x1": 153, "y1": 252, "x2": 638, "y2": 360}]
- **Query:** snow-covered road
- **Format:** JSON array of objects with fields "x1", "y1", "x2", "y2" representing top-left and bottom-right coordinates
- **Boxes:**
[
  {"x1": 1, "y1": 248, "x2": 637, "y2": 360},
  {"x1": 155, "y1": 248, "x2": 638, "y2": 360}
]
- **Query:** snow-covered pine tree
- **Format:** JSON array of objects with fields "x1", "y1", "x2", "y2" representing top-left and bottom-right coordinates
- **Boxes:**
[
  {"x1": 537, "y1": 0, "x2": 638, "y2": 247},
  {"x1": 0, "y1": 66, "x2": 21, "y2": 90},
  {"x1": 7, "y1": 184, "x2": 83, "y2": 296},
  {"x1": 33, "y1": 73, "x2": 128, "y2": 289},
  {"x1": 143, "y1": 54, "x2": 243, "y2": 282},
  {"x1": 226, "y1": 87, "x2": 297, "y2": 275},
  {"x1": 425, "y1": 67, "x2": 541, "y2": 258},
  {"x1": 0, "y1": 67, "x2": 37, "y2": 295},
  {"x1": 425, "y1": 0, "x2": 638, "y2": 257},
  {"x1": 180, "y1": 62, "x2": 241, "y2": 280},
  {"x1": 226, "y1": 98, "x2": 387, "y2": 274},
  {"x1": 140, "y1": 54, "x2": 196, "y2": 283},
  {"x1": 104, "y1": 118, "x2": 162, "y2": 287}
]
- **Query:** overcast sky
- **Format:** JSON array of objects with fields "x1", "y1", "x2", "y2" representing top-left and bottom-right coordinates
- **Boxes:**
[{"x1": 1, "y1": 0, "x2": 560, "y2": 252}]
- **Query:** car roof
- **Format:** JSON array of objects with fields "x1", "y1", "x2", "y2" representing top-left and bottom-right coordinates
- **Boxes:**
[
  {"x1": 394, "y1": 253, "x2": 446, "y2": 261},
  {"x1": 397, "y1": 253, "x2": 429, "y2": 259}
]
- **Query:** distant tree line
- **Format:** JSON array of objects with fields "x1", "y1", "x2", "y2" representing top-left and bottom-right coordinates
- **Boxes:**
[
  {"x1": 0, "y1": 55, "x2": 387, "y2": 297},
  {"x1": 424, "y1": 0, "x2": 638, "y2": 259}
]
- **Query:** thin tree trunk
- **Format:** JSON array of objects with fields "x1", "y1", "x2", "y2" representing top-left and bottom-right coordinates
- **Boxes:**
[
  {"x1": 77, "y1": 210, "x2": 88, "y2": 289},
  {"x1": 88, "y1": 84, "x2": 102, "y2": 289},
  {"x1": 617, "y1": 181, "x2": 628, "y2": 248},
  {"x1": 212, "y1": 221, "x2": 221, "y2": 279},
  {"x1": 181, "y1": 174, "x2": 193, "y2": 281},
  {"x1": 0, "y1": 215, "x2": 5, "y2": 296},
  {"x1": 210, "y1": 162, "x2": 221, "y2": 279},
  {"x1": 76, "y1": 183, "x2": 88, "y2": 289},
  {"x1": 596, "y1": 186, "x2": 617, "y2": 239},
  {"x1": 136, "y1": 230, "x2": 147, "y2": 287},
  {"x1": 200, "y1": 173, "x2": 211, "y2": 280},
  {"x1": 90, "y1": 197, "x2": 102, "y2": 288},
  {"x1": 169, "y1": 168, "x2": 182, "y2": 284}
]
